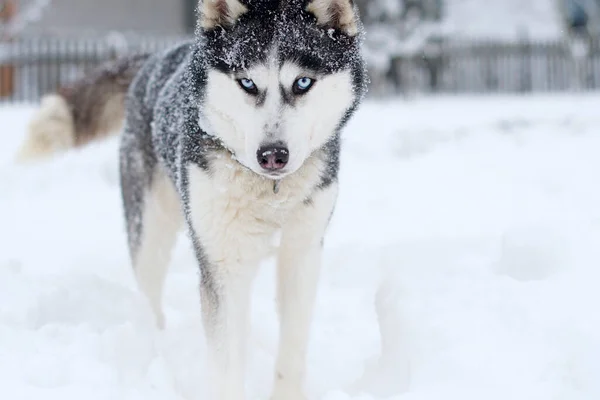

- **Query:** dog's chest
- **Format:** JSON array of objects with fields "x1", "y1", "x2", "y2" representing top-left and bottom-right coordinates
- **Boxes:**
[
  {"x1": 186, "y1": 155, "x2": 324, "y2": 264},
  {"x1": 216, "y1": 157, "x2": 320, "y2": 220},
  {"x1": 187, "y1": 154, "x2": 323, "y2": 232}
]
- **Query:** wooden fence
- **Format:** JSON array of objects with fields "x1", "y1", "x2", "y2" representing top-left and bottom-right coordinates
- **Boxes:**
[{"x1": 1, "y1": 35, "x2": 600, "y2": 103}]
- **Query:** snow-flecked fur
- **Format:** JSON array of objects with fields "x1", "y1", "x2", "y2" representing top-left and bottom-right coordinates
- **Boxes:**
[
  {"x1": 15, "y1": 53, "x2": 149, "y2": 163},
  {"x1": 119, "y1": 0, "x2": 368, "y2": 399}
]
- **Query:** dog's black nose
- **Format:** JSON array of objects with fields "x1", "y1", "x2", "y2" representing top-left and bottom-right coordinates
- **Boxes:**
[{"x1": 257, "y1": 145, "x2": 289, "y2": 171}]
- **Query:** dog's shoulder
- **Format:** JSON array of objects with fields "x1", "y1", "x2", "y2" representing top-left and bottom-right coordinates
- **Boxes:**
[
  {"x1": 130, "y1": 41, "x2": 194, "y2": 112},
  {"x1": 124, "y1": 41, "x2": 201, "y2": 176}
]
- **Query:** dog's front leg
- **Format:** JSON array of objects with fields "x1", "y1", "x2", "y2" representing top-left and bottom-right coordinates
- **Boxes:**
[
  {"x1": 186, "y1": 166, "x2": 259, "y2": 400},
  {"x1": 271, "y1": 184, "x2": 339, "y2": 400},
  {"x1": 200, "y1": 260, "x2": 256, "y2": 400}
]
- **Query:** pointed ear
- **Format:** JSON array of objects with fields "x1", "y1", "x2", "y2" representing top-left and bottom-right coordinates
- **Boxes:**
[
  {"x1": 199, "y1": 0, "x2": 248, "y2": 30},
  {"x1": 306, "y1": 0, "x2": 359, "y2": 36}
]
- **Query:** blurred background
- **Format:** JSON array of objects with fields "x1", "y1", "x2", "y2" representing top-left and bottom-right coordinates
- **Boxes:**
[{"x1": 2, "y1": 0, "x2": 600, "y2": 101}]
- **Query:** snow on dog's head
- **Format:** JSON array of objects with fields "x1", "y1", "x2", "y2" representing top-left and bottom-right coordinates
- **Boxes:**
[{"x1": 197, "y1": 0, "x2": 367, "y2": 179}]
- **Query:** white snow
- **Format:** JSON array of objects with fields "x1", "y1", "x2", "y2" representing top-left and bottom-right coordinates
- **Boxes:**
[{"x1": 1, "y1": 93, "x2": 600, "y2": 399}]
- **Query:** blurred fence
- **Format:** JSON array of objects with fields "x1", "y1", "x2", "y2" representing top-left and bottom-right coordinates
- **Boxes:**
[
  {"x1": 1, "y1": 34, "x2": 600, "y2": 103},
  {"x1": 0, "y1": 35, "x2": 186, "y2": 103},
  {"x1": 375, "y1": 36, "x2": 600, "y2": 96}
]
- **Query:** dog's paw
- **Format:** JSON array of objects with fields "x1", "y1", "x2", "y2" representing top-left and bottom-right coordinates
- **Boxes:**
[
  {"x1": 155, "y1": 310, "x2": 165, "y2": 330},
  {"x1": 148, "y1": 306, "x2": 165, "y2": 330},
  {"x1": 271, "y1": 393, "x2": 306, "y2": 400},
  {"x1": 270, "y1": 385, "x2": 307, "y2": 400}
]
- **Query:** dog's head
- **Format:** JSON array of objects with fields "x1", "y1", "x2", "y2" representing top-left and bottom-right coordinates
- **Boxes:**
[{"x1": 197, "y1": 0, "x2": 367, "y2": 179}]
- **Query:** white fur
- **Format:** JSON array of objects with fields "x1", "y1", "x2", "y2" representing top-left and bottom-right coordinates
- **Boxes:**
[
  {"x1": 201, "y1": 59, "x2": 355, "y2": 178},
  {"x1": 184, "y1": 151, "x2": 334, "y2": 400},
  {"x1": 133, "y1": 169, "x2": 183, "y2": 329},
  {"x1": 133, "y1": 149, "x2": 334, "y2": 399},
  {"x1": 272, "y1": 183, "x2": 338, "y2": 400},
  {"x1": 15, "y1": 94, "x2": 75, "y2": 163}
]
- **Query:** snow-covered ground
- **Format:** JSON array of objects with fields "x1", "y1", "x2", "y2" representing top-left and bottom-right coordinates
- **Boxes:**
[{"x1": 1, "y1": 93, "x2": 600, "y2": 400}]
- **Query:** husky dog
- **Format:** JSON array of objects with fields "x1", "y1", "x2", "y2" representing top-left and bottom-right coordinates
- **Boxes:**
[
  {"x1": 15, "y1": 53, "x2": 149, "y2": 163},
  {"x1": 119, "y1": 0, "x2": 367, "y2": 398}
]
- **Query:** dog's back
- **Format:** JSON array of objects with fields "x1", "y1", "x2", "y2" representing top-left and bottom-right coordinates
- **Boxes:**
[
  {"x1": 15, "y1": 53, "x2": 150, "y2": 163},
  {"x1": 60, "y1": 53, "x2": 150, "y2": 146}
]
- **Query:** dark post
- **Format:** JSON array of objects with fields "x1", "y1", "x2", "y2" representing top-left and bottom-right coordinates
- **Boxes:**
[
  {"x1": 0, "y1": 0, "x2": 17, "y2": 99},
  {"x1": 518, "y1": 27, "x2": 532, "y2": 93}
]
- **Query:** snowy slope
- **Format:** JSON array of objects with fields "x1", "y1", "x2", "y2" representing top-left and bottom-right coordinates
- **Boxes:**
[{"x1": 1, "y1": 94, "x2": 600, "y2": 400}]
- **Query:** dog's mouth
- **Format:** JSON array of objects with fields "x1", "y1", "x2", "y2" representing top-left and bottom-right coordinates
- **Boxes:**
[
  {"x1": 259, "y1": 170, "x2": 286, "y2": 179},
  {"x1": 232, "y1": 155, "x2": 293, "y2": 182}
]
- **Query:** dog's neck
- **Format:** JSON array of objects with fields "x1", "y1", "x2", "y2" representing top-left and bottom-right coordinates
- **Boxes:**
[{"x1": 200, "y1": 133, "x2": 281, "y2": 194}]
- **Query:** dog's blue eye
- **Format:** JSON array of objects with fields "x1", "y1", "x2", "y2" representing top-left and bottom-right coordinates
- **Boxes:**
[
  {"x1": 293, "y1": 77, "x2": 314, "y2": 94},
  {"x1": 238, "y1": 78, "x2": 258, "y2": 95},
  {"x1": 240, "y1": 78, "x2": 255, "y2": 89}
]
